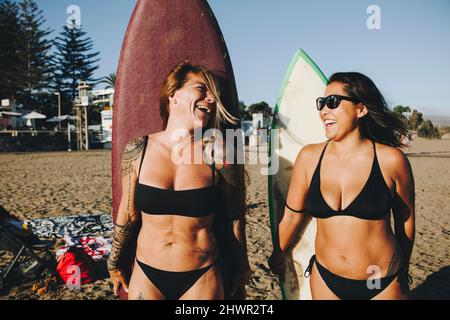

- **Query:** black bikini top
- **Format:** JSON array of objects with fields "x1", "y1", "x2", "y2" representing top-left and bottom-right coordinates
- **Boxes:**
[
  {"x1": 134, "y1": 136, "x2": 219, "y2": 217},
  {"x1": 305, "y1": 141, "x2": 393, "y2": 220}
]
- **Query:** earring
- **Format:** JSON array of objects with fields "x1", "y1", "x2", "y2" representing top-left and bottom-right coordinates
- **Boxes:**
[{"x1": 173, "y1": 99, "x2": 177, "y2": 105}]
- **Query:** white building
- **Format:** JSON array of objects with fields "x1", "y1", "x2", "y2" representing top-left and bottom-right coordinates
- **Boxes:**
[
  {"x1": 92, "y1": 88, "x2": 114, "y2": 148},
  {"x1": 252, "y1": 112, "x2": 264, "y2": 129},
  {"x1": 92, "y1": 88, "x2": 114, "y2": 108},
  {"x1": 101, "y1": 109, "x2": 113, "y2": 145}
]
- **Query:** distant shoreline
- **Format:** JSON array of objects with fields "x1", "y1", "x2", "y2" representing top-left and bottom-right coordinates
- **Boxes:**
[{"x1": 423, "y1": 115, "x2": 450, "y2": 127}]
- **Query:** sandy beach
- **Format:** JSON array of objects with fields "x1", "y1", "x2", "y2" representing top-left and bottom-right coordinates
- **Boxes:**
[{"x1": 0, "y1": 137, "x2": 449, "y2": 300}]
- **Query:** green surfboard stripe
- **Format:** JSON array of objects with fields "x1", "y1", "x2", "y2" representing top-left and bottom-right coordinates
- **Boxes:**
[
  {"x1": 298, "y1": 49, "x2": 328, "y2": 87},
  {"x1": 268, "y1": 48, "x2": 327, "y2": 300}
]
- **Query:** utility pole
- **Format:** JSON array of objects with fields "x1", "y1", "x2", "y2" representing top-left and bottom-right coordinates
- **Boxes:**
[{"x1": 55, "y1": 92, "x2": 61, "y2": 130}]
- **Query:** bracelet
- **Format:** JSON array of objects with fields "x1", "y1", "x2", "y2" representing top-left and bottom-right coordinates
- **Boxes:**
[{"x1": 285, "y1": 201, "x2": 306, "y2": 213}]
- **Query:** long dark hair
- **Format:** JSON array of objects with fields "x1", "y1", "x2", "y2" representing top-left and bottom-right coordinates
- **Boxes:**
[{"x1": 328, "y1": 72, "x2": 408, "y2": 147}]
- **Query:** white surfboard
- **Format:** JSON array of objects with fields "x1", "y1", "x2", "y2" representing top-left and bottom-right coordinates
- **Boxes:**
[{"x1": 269, "y1": 49, "x2": 327, "y2": 300}]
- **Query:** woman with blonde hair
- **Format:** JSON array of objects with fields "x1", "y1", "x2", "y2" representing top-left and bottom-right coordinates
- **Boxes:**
[{"x1": 107, "y1": 61, "x2": 250, "y2": 300}]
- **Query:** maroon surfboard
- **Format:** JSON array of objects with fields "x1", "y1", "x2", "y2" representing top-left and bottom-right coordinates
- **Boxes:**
[{"x1": 112, "y1": 0, "x2": 241, "y2": 299}]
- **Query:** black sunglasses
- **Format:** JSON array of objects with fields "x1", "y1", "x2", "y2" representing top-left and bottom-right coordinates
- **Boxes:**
[{"x1": 316, "y1": 95, "x2": 360, "y2": 111}]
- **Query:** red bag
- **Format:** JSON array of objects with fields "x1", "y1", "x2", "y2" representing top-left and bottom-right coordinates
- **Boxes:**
[{"x1": 56, "y1": 247, "x2": 95, "y2": 286}]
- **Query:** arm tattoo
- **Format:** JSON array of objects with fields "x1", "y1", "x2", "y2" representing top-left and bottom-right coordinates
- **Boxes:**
[
  {"x1": 107, "y1": 138, "x2": 144, "y2": 271},
  {"x1": 136, "y1": 292, "x2": 144, "y2": 300},
  {"x1": 121, "y1": 136, "x2": 146, "y2": 177},
  {"x1": 386, "y1": 243, "x2": 404, "y2": 276},
  {"x1": 107, "y1": 221, "x2": 136, "y2": 271},
  {"x1": 127, "y1": 172, "x2": 132, "y2": 211}
]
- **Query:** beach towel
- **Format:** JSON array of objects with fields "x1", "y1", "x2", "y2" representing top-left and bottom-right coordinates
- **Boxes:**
[
  {"x1": 56, "y1": 247, "x2": 96, "y2": 285},
  {"x1": 25, "y1": 214, "x2": 113, "y2": 238},
  {"x1": 56, "y1": 235, "x2": 112, "y2": 262}
]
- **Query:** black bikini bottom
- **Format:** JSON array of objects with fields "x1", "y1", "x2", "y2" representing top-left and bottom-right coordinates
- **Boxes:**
[
  {"x1": 136, "y1": 259, "x2": 218, "y2": 300},
  {"x1": 305, "y1": 255, "x2": 410, "y2": 300}
]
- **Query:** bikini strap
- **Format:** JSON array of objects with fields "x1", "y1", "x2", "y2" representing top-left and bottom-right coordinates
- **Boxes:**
[
  {"x1": 211, "y1": 163, "x2": 216, "y2": 186},
  {"x1": 313, "y1": 141, "x2": 330, "y2": 177},
  {"x1": 318, "y1": 140, "x2": 330, "y2": 166},
  {"x1": 304, "y1": 255, "x2": 316, "y2": 278},
  {"x1": 309, "y1": 141, "x2": 330, "y2": 188},
  {"x1": 372, "y1": 140, "x2": 382, "y2": 171},
  {"x1": 137, "y1": 135, "x2": 149, "y2": 180}
]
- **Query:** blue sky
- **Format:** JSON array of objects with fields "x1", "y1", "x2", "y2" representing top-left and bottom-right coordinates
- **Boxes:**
[{"x1": 35, "y1": 0, "x2": 450, "y2": 116}]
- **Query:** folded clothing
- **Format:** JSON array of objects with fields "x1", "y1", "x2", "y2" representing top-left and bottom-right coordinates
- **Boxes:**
[
  {"x1": 56, "y1": 235, "x2": 112, "y2": 262},
  {"x1": 25, "y1": 214, "x2": 113, "y2": 238},
  {"x1": 56, "y1": 247, "x2": 96, "y2": 285}
]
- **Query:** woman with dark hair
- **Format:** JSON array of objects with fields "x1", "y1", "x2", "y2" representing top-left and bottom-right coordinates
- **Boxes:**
[
  {"x1": 107, "y1": 61, "x2": 250, "y2": 300},
  {"x1": 269, "y1": 72, "x2": 415, "y2": 300}
]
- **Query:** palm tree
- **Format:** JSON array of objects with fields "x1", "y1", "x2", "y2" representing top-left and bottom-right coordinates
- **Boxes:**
[{"x1": 101, "y1": 72, "x2": 116, "y2": 89}]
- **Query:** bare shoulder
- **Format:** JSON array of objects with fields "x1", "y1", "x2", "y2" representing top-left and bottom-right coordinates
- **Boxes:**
[
  {"x1": 375, "y1": 142, "x2": 412, "y2": 178},
  {"x1": 295, "y1": 141, "x2": 328, "y2": 166},
  {"x1": 121, "y1": 135, "x2": 147, "y2": 176},
  {"x1": 376, "y1": 142, "x2": 408, "y2": 164},
  {"x1": 123, "y1": 135, "x2": 147, "y2": 160},
  {"x1": 289, "y1": 142, "x2": 328, "y2": 181}
]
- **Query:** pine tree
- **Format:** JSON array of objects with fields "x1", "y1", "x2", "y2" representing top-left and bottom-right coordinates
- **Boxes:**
[
  {"x1": 54, "y1": 20, "x2": 100, "y2": 113},
  {"x1": 0, "y1": 1, "x2": 22, "y2": 100},
  {"x1": 15, "y1": 0, "x2": 53, "y2": 111}
]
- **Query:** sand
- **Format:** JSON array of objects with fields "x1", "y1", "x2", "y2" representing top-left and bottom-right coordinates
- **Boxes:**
[
  {"x1": 401, "y1": 137, "x2": 450, "y2": 299},
  {"x1": 0, "y1": 137, "x2": 448, "y2": 300}
]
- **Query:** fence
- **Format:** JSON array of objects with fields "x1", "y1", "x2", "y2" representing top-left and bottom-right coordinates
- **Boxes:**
[{"x1": 0, "y1": 130, "x2": 107, "y2": 152}]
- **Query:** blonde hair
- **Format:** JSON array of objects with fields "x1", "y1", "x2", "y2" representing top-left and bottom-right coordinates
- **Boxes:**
[
  {"x1": 160, "y1": 61, "x2": 248, "y2": 217},
  {"x1": 159, "y1": 61, "x2": 238, "y2": 130}
]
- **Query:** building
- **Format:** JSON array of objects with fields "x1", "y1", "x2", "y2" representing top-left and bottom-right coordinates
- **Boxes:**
[
  {"x1": 92, "y1": 88, "x2": 114, "y2": 148},
  {"x1": 0, "y1": 99, "x2": 23, "y2": 129},
  {"x1": 101, "y1": 109, "x2": 113, "y2": 146},
  {"x1": 92, "y1": 88, "x2": 114, "y2": 109}
]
